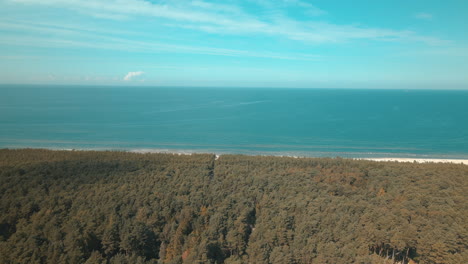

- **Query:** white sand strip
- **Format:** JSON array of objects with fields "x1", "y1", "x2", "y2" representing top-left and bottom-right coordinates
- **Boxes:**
[{"x1": 358, "y1": 158, "x2": 468, "y2": 165}]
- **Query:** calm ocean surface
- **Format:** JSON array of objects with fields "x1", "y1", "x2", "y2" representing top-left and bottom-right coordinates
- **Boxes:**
[{"x1": 1, "y1": 85, "x2": 467, "y2": 158}]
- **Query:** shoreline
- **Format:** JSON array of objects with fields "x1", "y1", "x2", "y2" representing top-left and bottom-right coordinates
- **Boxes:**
[
  {"x1": 356, "y1": 157, "x2": 468, "y2": 165},
  {"x1": 3, "y1": 147, "x2": 467, "y2": 165},
  {"x1": 128, "y1": 149, "x2": 468, "y2": 164}
]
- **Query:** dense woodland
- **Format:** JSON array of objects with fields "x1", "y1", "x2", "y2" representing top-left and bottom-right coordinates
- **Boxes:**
[{"x1": 0, "y1": 149, "x2": 466, "y2": 264}]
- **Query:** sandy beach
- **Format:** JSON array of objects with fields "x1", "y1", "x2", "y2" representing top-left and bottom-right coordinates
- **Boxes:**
[
  {"x1": 359, "y1": 158, "x2": 468, "y2": 165},
  {"x1": 130, "y1": 148, "x2": 468, "y2": 165},
  {"x1": 44, "y1": 148, "x2": 468, "y2": 165}
]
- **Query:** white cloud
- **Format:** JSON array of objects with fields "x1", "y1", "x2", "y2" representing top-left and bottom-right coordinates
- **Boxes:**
[
  {"x1": 414, "y1": 12, "x2": 433, "y2": 20},
  {"x1": 123, "y1": 71, "x2": 144, "y2": 81}
]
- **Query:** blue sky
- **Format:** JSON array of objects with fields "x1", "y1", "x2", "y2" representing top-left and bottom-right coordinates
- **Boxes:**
[{"x1": 0, "y1": 0, "x2": 467, "y2": 88}]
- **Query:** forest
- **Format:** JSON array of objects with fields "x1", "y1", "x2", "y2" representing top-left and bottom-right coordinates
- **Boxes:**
[{"x1": 0, "y1": 149, "x2": 466, "y2": 264}]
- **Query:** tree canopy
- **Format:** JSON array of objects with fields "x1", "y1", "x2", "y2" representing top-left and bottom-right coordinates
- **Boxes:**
[{"x1": 0, "y1": 149, "x2": 466, "y2": 263}]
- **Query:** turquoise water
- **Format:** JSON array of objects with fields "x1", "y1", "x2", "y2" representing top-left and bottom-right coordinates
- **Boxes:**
[{"x1": 1, "y1": 85, "x2": 467, "y2": 158}]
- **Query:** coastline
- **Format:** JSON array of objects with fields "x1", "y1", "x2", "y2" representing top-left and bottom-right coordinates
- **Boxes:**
[
  {"x1": 128, "y1": 148, "x2": 468, "y2": 164},
  {"x1": 357, "y1": 157, "x2": 468, "y2": 165},
  {"x1": 2, "y1": 147, "x2": 467, "y2": 165}
]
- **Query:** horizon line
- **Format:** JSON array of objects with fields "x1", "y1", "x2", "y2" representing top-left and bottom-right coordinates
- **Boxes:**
[{"x1": 1, "y1": 83, "x2": 468, "y2": 91}]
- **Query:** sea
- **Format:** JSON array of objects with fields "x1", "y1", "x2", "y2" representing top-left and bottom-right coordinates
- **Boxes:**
[{"x1": 1, "y1": 85, "x2": 467, "y2": 159}]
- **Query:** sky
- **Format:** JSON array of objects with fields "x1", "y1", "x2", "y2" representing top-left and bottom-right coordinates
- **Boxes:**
[{"x1": 0, "y1": 0, "x2": 467, "y2": 89}]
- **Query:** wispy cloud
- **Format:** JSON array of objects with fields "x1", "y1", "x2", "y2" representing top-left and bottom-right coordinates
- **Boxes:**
[
  {"x1": 124, "y1": 71, "x2": 144, "y2": 81},
  {"x1": 414, "y1": 12, "x2": 433, "y2": 20},
  {"x1": 0, "y1": 20, "x2": 322, "y2": 60},
  {"x1": 6, "y1": 0, "x2": 446, "y2": 45}
]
